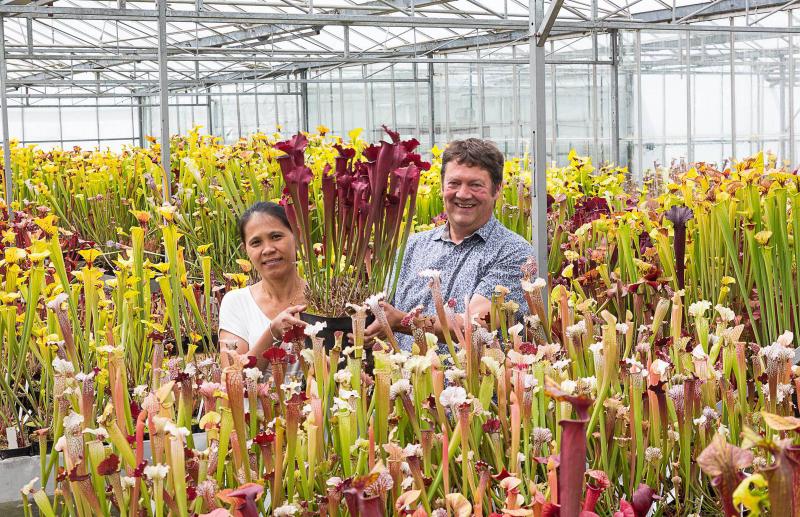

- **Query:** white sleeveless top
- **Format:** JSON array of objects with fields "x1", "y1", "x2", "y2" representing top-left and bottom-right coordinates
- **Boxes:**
[
  {"x1": 218, "y1": 286, "x2": 272, "y2": 345},
  {"x1": 218, "y1": 286, "x2": 301, "y2": 378}
]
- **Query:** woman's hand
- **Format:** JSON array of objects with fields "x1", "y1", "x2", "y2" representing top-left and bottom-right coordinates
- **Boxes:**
[{"x1": 269, "y1": 304, "x2": 307, "y2": 341}]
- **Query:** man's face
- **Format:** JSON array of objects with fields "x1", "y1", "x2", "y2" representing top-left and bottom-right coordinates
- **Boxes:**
[{"x1": 442, "y1": 161, "x2": 500, "y2": 236}]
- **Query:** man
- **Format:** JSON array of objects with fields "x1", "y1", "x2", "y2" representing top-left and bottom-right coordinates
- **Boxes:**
[{"x1": 367, "y1": 138, "x2": 535, "y2": 351}]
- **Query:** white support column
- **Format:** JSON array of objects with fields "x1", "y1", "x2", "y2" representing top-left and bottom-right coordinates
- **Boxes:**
[
  {"x1": 157, "y1": 0, "x2": 171, "y2": 199},
  {"x1": 361, "y1": 65, "x2": 369, "y2": 137},
  {"x1": 338, "y1": 68, "x2": 345, "y2": 134},
  {"x1": 234, "y1": 82, "x2": 242, "y2": 139},
  {"x1": 512, "y1": 45, "x2": 520, "y2": 157},
  {"x1": 790, "y1": 12, "x2": 796, "y2": 165},
  {"x1": 685, "y1": 30, "x2": 693, "y2": 162},
  {"x1": 444, "y1": 56, "x2": 451, "y2": 141},
  {"x1": 635, "y1": 30, "x2": 643, "y2": 177},
  {"x1": 477, "y1": 48, "x2": 485, "y2": 138},
  {"x1": 301, "y1": 69, "x2": 310, "y2": 132},
  {"x1": 550, "y1": 41, "x2": 557, "y2": 163},
  {"x1": 530, "y1": 0, "x2": 548, "y2": 286},
  {"x1": 25, "y1": 17, "x2": 32, "y2": 56},
  {"x1": 275, "y1": 81, "x2": 281, "y2": 130},
  {"x1": 0, "y1": 16, "x2": 10, "y2": 220},
  {"x1": 413, "y1": 62, "x2": 420, "y2": 139},
  {"x1": 730, "y1": 18, "x2": 737, "y2": 160},
  {"x1": 254, "y1": 81, "x2": 260, "y2": 131},
  {"x1": 95, "y1": 72, "x2": 101, "y2": 148},
  {"x1": 611, "y1": 30, "x2": 620, "y2": 165},
  {"x1": 428, "y1": 55, "x2": 435, "y2": 148},
  {"x1": 390, "y1": 65, "x2": 397, "y2": 129}
]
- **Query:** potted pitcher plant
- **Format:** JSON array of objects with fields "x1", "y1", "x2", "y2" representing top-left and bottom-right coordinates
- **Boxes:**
[{"x1": 275, "y1": 126, "x2": 428, "y2": 349}]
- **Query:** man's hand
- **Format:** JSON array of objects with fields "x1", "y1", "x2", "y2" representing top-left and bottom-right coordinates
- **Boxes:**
[{"x1": 364, "y1": 301, "x2": 408, "y2": 342}]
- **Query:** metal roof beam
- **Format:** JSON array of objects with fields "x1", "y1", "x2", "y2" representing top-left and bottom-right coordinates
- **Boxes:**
[
  {"x1": 178, "y1": 0, "x2": 454, "y2": 49},
  {"x1": 553, "y1": 18, "x2": 800, "y2": 32},
  {"x1": 537, "y1": 0, "x2": 564, "y2": 45},
  {"x1": 374, "y1": 29, "x2": 530, "y2": 54},
  {"x1": 5, "y1": 0, "x2": 462, "y2": 86},
  {"x1": 0, "y1": 6, "x2": 528, "y2": 29},
  {"x1": 629, "y1": 0, "x2": 793, "y2": 22},
  {"x1": 266, "y1": 29, "x2": 532, "y2": 75}
]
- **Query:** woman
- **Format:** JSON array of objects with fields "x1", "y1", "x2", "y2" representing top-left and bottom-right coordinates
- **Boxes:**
[{"x1": 218, "y1": 201, "x2": 306, "y2": 370}]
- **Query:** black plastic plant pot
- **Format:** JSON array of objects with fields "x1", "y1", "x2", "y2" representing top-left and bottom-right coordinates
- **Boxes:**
[
  {"x1": 0, "y1": 444, "x2": 33, "y2": 460},
  {"x1": 300, "y1": 312, "x2": 376, "y2": 374}
]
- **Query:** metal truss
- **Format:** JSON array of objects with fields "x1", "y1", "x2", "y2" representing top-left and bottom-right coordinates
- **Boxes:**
[
  {"x1": 0, "y1": 0, "x2": 798, "y2": 268},
  {"x1": 0, "y1": 0, "x2": 792, "y2": 93}
]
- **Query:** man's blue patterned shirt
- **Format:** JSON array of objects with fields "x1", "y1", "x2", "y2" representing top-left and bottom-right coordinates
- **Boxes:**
[{"x1": 390, "y1": 216, "x2": 534, "y2": 351}]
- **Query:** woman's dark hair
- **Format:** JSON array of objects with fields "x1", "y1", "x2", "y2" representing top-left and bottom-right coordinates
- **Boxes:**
[{"x1": 237, "y1": 201, "x2": 292, "y2": 243}]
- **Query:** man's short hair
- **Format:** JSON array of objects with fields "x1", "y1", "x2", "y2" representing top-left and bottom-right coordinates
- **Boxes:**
[{"x1": 441, "y1": 138, "x2": 504, "y2": 190}]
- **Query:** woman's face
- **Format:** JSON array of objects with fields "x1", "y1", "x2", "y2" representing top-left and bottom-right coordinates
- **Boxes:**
[{"x1": 242, "y1": 212, "x2": 297, "y2": 280}]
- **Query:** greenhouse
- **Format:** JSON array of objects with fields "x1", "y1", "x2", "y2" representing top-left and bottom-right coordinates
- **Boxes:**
[{"x1": 1, "y1": 0, "x2": 800, "y2": 516}]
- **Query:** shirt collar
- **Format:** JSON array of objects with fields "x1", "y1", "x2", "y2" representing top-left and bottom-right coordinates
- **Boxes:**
[{"x1": 434, "y1": 216, "x2": 498, "y2": 243}]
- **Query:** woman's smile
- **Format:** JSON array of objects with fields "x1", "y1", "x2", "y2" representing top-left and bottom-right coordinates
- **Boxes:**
[{"x1": 261, "y1": 257, "x2": 283, "y2": 267}]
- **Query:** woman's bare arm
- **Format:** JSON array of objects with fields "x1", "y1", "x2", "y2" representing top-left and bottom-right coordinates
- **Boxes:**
[{"x1": 219, "y1": 326, "x2": 276, "y2": 370}]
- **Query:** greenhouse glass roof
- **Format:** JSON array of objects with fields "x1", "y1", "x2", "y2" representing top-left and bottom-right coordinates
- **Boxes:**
[{"x1": 0, "y1": 0, "x2": 795, "y2": 93}]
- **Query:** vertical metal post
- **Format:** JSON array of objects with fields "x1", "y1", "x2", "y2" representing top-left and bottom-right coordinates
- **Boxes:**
[
  {"x1": 390, "y1": 65, "x2": 397, "y2": 129},
  {"x1": 591, "y1": 63, "x2": 598, "y2": 158},
  {"x1": 294, "y1": 82, "x2": 300, "y2": 133},
  {"x1": 254, "y1": 82, "x2": 260, "y2": 131},
  {"x1": 176, "y1": 101, "x2": 182, "y2": 136},
  {"x1": 611, "y1": 30, "x2": 620, "y2": 164},
  {"x1": 338, "y1": 68, "x2": 345, "y2": 134},
  {"x1": 234, "y1": 82, "x2": 242, "y2": 139},
  {"x1": 635, "y1": 30, "x2": 643, "y2": 175},
  {"x1": 591, "y1": 0, "x2": 598, "y2": 159},
  {"x1": 685, "y1": 30, "x2": 693, "y2": 162},
  {"x1": 444, "y1": 56, "x2": 451, "y2": 141},
  {"x1": 781, "y1": 58, "x2": 786, "y2": 160},
  {"x1": 530, "y1": 0, "x2": 548, "y2": 285},
  {"x1": 95, "y1": 72, "x2": 101, "y2": 148},
  {"x1": 512, "y1": 45, "x2": 520, "y2": 156},
  {"x1": 662, "y1": 72, "x2": 666, "y2": 166},
  {"x1": 219, "y1": 87, "x2": 226, "y2": 141},
  {"x1": 20, "y1": 88, "x2": 25, "y2": 146},
  {"x1": 193, "y1": 61, "x2": 200, "y2": 128},
  {"x1": 477, "y1": 48, "x2": 485, "y2": 138},
  {"x1": 413, "y1": 62, "x2": 420, "y2": 138},
  {"x1": 157, "y1": 0, "x2": 171, "y2": 199},
  {"x1": 137, "y1": 96, "x2": 146, "y2": 147},
  {"x1": 730, "y1": 18, "x2": 737, "y2": 159},
  {"x1": 25, "y1": 17, "x2": 32, "y2": 56},
  {"x1": 129, "y1": 97, "x2": 135, "y2": 147},
  {"x1": 315, "y1": 77, "x2": 321, "y2": 132},
  {"x1": 275, "y1": 81, "x2": 281, "y2": 129},
  {"x1": 790, "y1": 13, "x2": 796, "y2": 165},
  {"x1": 550, "y1": 41, "x2": 557, "y2": 163},
  {"x1": 428, "y1": 55, "x2": 435, "y2": 148},
  {"x1": 0, "y1": 16, "x2": 11, "y2": 219},
  {"x1": 59, "y1": 96, "x2": 64, "y2": 149},
  {"x1": 301, "y1": 70, "x2": 309, "y2": 132},
  {"x1": 362, "y1": 65, "x2": 370, "y2": 137},
  {"x1": 757, "y1": 61, "x2": 763, "y2": 152},
  {"x1": 206, "y1": 95, "x2": 213, "y2": 135}
]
